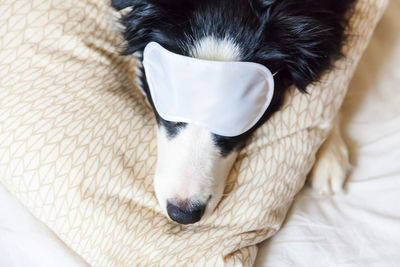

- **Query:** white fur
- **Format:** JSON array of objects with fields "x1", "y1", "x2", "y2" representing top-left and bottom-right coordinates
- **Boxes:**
[
  {"x1": 190, "y1": 36, "x2": 240, "y2": 61},
  {"x1": 153, "y1": 36, "x2": 240, "y2": 218},
  {"x1": 154, "y1": 125, "x2": 238, "y2": 217},
  {"x1": 309, "y1": 115, "x2": 350, "y2": 195}
]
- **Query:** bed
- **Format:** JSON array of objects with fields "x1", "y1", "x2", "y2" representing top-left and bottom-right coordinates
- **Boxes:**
[{"x1": 1, "y1": 1, "x2": 399, "y2": 266}]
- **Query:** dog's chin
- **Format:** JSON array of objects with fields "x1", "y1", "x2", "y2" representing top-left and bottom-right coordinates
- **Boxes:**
[{"x1": 153, "y1": 124, "x2": 238, "y2": 224}]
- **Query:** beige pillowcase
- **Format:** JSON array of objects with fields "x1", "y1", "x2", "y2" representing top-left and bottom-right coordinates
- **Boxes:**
[{"x1": 0, "y1": 0, "x2": 388, "y2": 265}]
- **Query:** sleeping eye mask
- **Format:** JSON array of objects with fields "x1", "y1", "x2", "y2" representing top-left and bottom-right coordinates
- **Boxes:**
[{"x1": 143, "y1": 42, "x2": 275, "y2": 137}]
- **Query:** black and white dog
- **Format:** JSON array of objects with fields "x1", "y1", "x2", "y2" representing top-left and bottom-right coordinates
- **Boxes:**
[{"x1": 112, "y1": 0, "x2": 354, "y2": 224}]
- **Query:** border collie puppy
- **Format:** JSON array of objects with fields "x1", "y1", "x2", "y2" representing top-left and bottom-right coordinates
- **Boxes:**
[{"x1": 111, "y1": 0, "x2": 354, "y2": 224}]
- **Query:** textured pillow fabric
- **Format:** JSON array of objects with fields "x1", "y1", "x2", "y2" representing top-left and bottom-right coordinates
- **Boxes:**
[{"x1": 0, "y1": 0, "x2": 388, "y2": 266}]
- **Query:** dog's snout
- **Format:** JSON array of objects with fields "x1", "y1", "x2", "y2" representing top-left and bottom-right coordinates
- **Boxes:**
[{"x1": 166, "y1": 200, "x2": 206, "y2": 224}]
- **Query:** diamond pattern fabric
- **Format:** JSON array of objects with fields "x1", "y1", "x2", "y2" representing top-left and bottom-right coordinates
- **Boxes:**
[{"x1": 0, "y1": 0, "x2": 388, "y2": 266}]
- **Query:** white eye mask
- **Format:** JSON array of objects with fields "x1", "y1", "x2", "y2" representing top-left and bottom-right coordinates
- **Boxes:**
[{"x1": 143, "y1": 42, "x2": 275, "y2": 137}]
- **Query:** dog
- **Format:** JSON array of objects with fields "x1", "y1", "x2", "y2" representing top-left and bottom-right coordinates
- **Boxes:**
[{"x1": 111, "y1": 0, "x2": 354, "y2": 224}]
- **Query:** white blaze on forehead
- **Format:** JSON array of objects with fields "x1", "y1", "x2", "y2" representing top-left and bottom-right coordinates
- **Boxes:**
[
  {"x1": 143, "y1": 41, "x2": 275, "y2": 137},
  {"x1": 190, "y1": 36, "x2": 241, "y2": 61}
]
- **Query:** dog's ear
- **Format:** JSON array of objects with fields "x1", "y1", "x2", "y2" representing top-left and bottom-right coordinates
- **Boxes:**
[
  {"x1": 115, "y1": 0, "x2": 164, "y2": 54},
  {"x1": 253, "y1": 0, "x2": 351, "y2": 92},
  {"x1": 266, "y1": 16, "x2": 343, "y2": 92},
  {"x1": 115, "y1": 0, "x2": 195, "y2": 55}
]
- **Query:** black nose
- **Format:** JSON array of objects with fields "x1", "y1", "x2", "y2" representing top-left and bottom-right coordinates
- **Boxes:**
[{"x1": 167, "y1": 200, "x2": 206, "y2": 224}]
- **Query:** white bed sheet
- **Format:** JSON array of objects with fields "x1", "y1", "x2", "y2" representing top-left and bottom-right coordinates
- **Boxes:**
[
  {"x1": 0, "y1": 184, "x2": 88, "y2": 267},
  {"x1": 1, "y1": 2, "x2": 399, "y2": 267},
  {"x1": 255, "y1": 2, "x2": 400, "y2": 266}
]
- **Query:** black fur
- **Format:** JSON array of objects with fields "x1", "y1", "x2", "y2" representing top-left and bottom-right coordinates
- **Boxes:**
[{"x1": 112, "y1": 0, "x2": 354, "y2": 155}]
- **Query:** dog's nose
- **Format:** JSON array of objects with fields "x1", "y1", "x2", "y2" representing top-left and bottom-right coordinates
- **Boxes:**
[{"x1": 166, "y1": 200, "x2": 206, "y2": 224}]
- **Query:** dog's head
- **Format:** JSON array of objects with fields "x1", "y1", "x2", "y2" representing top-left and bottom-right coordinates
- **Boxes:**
[{"x1": 112, "y1": 0, "x2": 351, "y2": 224}]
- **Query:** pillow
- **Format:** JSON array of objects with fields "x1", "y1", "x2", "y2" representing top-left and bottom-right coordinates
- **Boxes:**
[{"x1": 0, "y1": 0, "x2": 388, "y2": 265}]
